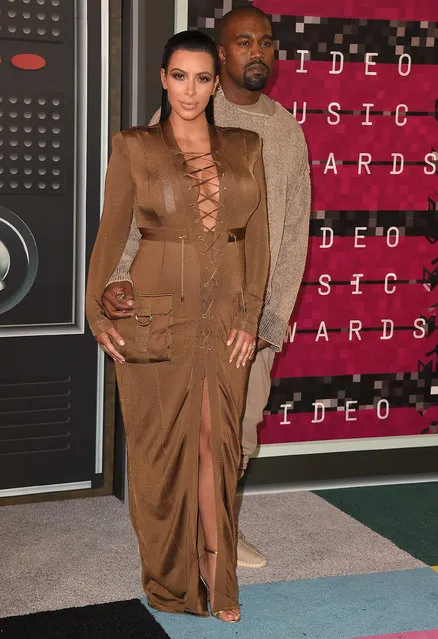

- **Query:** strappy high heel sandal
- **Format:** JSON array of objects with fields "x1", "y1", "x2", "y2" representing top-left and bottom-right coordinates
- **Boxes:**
[{"x1": 199, "y1": 548, "x2": 241, "y2": 623}]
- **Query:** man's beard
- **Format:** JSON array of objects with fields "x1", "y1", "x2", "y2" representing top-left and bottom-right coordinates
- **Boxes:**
[{"x1": 243, "y1": 63, "x2": 269, "y2": 91}]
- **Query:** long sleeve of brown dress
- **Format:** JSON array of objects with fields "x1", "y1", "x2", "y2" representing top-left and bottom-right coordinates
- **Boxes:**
[{"x1": 86, "y1": 120, "x2": 270, "y2": 616}]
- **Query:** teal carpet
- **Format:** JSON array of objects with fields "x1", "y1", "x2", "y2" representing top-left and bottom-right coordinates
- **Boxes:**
[
  {"x1": 316, "y1": 483, "x2": 438, "y2": 565},
  {"x1": 145, "y1": 568, "x2": 438, "y2": 639}
]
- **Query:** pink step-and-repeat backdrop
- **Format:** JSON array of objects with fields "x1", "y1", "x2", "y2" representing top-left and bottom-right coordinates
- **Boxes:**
[{"x1": 189, "y1": 0, "x2": 438, "y2": 450}]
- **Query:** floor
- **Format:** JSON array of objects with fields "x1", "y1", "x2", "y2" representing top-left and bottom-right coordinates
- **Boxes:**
[{"x1": 1, "y1": 483, "x2": 438, "y2": 637}]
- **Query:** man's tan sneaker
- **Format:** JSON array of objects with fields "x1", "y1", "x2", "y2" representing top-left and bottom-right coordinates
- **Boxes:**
[{"x1": 237, "y1": 531, "x2": 268, "y2": 568}]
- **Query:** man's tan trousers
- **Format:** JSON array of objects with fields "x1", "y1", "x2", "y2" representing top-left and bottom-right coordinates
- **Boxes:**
[{"x1": 241, "y1": 348, "x2": 276, "y2": 459}]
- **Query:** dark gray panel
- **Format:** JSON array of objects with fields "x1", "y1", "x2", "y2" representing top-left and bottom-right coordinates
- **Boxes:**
[
  {"x1": 121, "y1": 0, "x2": 175, "y2": 128},
  {"x1": 0, "y1": 0, "x2": 105, "y2": 493}
]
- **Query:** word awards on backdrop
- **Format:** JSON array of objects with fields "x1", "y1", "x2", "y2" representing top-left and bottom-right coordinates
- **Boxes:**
[{"x1": 252, "y1": 0, "x2": 438, "y2": 452}]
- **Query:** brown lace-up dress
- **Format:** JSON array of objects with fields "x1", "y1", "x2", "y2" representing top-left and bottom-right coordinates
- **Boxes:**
[{"x1": 86, "y1": 119, "x2": 269, "y2": 616}]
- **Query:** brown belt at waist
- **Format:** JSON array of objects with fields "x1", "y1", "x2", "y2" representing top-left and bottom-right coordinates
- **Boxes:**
[{"x1": 139, "y1": 227, "x2": 246, "y2": 242}]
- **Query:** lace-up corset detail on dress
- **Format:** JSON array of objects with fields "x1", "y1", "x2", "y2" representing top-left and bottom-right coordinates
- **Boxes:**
[
  {"x1": 171, "y1": 147, "x2": 226, "y2": 343},
  {"x1": 177, "y1": 150, "x2": 224, "y2": 233}
]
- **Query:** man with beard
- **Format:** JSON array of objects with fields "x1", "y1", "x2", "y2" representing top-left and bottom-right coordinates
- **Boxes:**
[{"x1": 97, "y1": 6, "x2": 311, "y2": 568}]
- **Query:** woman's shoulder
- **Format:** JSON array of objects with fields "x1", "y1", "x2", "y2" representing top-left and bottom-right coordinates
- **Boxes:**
[
  {"x1": 216, "y1": 125, "x2": 260, "y2": 147},
  {"x1": 111, "y1": 124, "x2": 162, "y2": 155},
  {"x1": 118, "y1": 123, "x2": 160, "y2": 140}
]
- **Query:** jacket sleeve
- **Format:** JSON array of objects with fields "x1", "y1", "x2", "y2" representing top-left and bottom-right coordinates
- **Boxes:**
[
  {"x1": 258, "y1": 131, "x2": 311, "y2": 351},
  {"x1": 107, "y1": 217, "x2": 141, "y2": 284},
  {"x1": 85, "y1": 132, "x2": 135, "y2": 336},
  {"x1": 232, "y1": 133, "x2": 270, "y2": 336},
  {"x1": 106, "y1": 109, "x2": 162, "y2": 285}
]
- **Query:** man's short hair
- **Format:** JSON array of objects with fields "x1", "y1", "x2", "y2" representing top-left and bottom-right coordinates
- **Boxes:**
[{"x1": 219, "y1": 6, "x2": 271, "y2": 45}]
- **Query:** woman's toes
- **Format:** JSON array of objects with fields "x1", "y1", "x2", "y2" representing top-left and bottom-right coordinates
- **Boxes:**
[{"x1": 221, "y1": 609, "x2": 240, "y2": 622}]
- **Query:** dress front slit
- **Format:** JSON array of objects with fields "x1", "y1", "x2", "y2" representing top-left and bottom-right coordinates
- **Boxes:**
[{"x1": 85, "y1": 120, "x2": 270, "y2": 617}]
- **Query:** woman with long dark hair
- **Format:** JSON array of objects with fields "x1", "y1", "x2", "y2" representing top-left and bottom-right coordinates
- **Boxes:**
[{"x1": 86, "y1": 30, "x2": 269, "y2": 623}]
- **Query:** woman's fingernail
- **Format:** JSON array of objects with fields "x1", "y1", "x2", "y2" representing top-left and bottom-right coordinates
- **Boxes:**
[
  {"x1": 229, "y1": 358, "x2": 233, "y2": 363},
  {"x1": 236, "y1": 363, "x2": 240, "y2": 369},
  {"x1": 119, "y1": 340, "x2": 125, "y2": 346},
  {"x1": 227, "y1": 340, "x2": 232, "y2": 346}
]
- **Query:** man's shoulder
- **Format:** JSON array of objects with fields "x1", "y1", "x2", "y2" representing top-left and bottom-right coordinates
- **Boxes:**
[
  {"x1": 215, "y1": 90, "x2": 305, "y2": 144},
  {"x1": 269, "y1": 99, "x2": 306, "y2": 138}
]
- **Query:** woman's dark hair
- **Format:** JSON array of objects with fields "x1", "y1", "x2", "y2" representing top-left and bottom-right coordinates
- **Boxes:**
[{"x1": 160, "y1": 30, "x2": 220, "y2": 125}]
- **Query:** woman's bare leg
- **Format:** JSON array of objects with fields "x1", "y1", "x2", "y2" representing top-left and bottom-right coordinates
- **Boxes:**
[{"x1": 198, "y1": 377, "x2": 240, "y2": 622}]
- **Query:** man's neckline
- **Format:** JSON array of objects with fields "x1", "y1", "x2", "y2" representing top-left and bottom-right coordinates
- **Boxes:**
[{"x1": 216, "y1": 87, "x2": 274, "y2": 115}]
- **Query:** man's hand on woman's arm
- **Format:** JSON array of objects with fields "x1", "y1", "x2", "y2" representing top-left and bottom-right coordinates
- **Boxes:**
[{"x1": 101, "y1": 281, "x2": 135, "y2": 319}]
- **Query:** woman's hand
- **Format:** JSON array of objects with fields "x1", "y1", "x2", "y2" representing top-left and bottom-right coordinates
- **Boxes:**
[
  {"x1": 227, "y1": 329, "x2": 256, "y2": 369},
  {"x1": 95, "y1": 326, "x2": 126, "y2": 363}
]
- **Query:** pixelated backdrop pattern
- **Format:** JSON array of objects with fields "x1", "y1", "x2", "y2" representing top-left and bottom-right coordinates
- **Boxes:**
[{"x1": 187, "y1": 0, "x2": 438, "y2": 448}]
